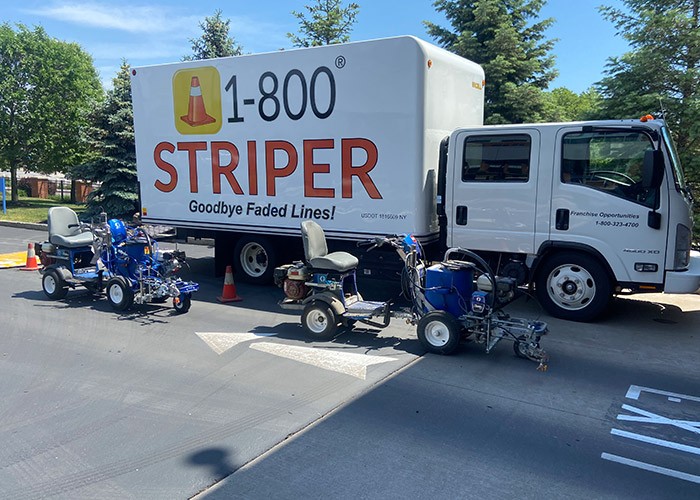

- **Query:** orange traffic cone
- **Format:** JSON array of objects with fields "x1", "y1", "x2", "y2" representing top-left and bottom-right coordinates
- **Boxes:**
[
  {"x1": 20, "y1": 242, "x2": 40, "y2": 271},
  {"x1": 217, "y1": 265, "x2": 242, "y2": 302},
  {"x1": 180, "y1": 76, "x2": 216, "y2": 127}
]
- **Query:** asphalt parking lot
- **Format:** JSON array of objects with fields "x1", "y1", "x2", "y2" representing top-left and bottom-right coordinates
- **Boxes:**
[{"x1": 0, "y1": 225, "x2": 698, "y2": 499}]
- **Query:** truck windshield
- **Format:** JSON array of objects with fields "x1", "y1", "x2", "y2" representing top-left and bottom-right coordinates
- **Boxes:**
[{"x1": 661, "y1": 126, "x2": 687, "y2": 192}]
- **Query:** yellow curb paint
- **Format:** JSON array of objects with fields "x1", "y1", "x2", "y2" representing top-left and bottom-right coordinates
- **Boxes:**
[{"x1": 0, "y1": 251, "x2": 29, "y2": 269}]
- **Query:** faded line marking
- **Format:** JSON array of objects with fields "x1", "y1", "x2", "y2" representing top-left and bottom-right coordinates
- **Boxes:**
[
  {"x1": 250, "y1": 342, "x2": 397, "y2": 379},
  {"x1": 625, "y1": 385, "x2": 700, "y2": 403},
  {"x1": 194, "y1": 332, "x2": 276, "y2": 355},
  {"x1": 601, "y1": 452, "x2": 700, "y2": 484},
  {"x1": 611, "y1": 428, "x2": 700, "y2": 456}
]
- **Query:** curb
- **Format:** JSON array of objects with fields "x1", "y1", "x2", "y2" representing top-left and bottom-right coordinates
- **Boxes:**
[{"x1": 0, "y1": 220, "x2": 47, "y2": 231}]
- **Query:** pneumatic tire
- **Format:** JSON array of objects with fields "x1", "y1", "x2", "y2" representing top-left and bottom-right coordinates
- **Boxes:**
[
  {"x1": 417, "y1": 311, "x2": 461, "y2": 355},
  {"x1": 301, "y1": 302, "x2": 338, "y2": 341},
  {"x1": 535, "y1": 251, "x2": 612, "y2": 322},
  {"x1": 106, "y1": 277, "x2": 134, "y2": 311},
  {"x1": 42, "y1": 269, "x2": 68, "y2": 300}
]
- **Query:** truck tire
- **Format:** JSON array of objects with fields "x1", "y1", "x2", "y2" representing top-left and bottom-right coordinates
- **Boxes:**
[
  {"x1": 535, "y1": 251, "x2": 612, "y2": 322},
  {"x1": 106, "y1": 277, "x2": 134, "y2": 311},
  {"x1": 301, "y1": 301, "x2": 338, "y2": 341},
  {"x1": 42, "y1": 269, "x2": 68, "y2": 300},
  {"x1": 234, "y1": 235, "x2": 276, "y2": 284},
  {"x1": 417, "y1": 311, "x2": 461, "y2": 355}
]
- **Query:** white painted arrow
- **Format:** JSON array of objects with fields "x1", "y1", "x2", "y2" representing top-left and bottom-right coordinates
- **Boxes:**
[
  {"x1": 250, "y1": 342, "x2": 397, "y2": 380},
  {"x1": 195, "y1": 332, "x2": 276, "y2": 355}
]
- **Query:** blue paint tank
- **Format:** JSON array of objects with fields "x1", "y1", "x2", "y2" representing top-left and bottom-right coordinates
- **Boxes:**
[{"x1": 424, "y1": 263, "x2": 473, "y2": 317}]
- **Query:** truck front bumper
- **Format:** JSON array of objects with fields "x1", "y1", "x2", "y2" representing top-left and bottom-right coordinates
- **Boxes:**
[{"x1": 665, "y1": 250, "x2": 700, "y2": 294}]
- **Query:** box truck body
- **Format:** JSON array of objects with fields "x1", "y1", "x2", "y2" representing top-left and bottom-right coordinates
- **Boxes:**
[
  {"x1": 132, "y1": 36, "x2": 700, "y2": 322},
  {"x1": 132, "y1": 36, "x2": 484, "y2": 240}
]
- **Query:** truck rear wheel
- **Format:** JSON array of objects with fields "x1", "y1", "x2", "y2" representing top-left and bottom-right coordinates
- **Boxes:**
[
  {"x1": 234, "y1": 235, "x2": 276, "y2": 284},
  {"x1": 535, "y1": 251, "x2": 611, "y2": 322}
]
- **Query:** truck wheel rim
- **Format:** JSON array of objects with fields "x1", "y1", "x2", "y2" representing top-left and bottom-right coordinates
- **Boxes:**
[
  {"x1": 44, "y1": 275, "x2": 57, "y2": 294},
  {"x1": 306, "y1": 310, "x2": 328, "y2": 333},
  {"x1": 424, "y1": 320, "x2": 449, "y2": 346},
  {"x1": 109, "y1": 284, "x2": 124, "y2": 304},
  {"x1": 546, "y1": 264, "x2": 595, "y2": 311},
  {"x1": 240, "y1": 242, "x2": 267, "y2": 278}
]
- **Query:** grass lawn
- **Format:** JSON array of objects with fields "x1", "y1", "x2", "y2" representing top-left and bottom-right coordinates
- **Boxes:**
[{"x1": 0, "y1": 197, "x2": 86, "y2": 224}]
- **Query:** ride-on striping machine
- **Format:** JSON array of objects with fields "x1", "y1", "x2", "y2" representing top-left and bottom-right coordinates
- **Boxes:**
[
  {"x1": 275, "y1": 220, "x2": 548, "y2": 369},
  {"x1": 38, "y1": 207, "x2": 199, "y2": 313}
]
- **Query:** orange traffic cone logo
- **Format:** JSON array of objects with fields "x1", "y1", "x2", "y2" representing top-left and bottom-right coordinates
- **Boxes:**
[
  {"x1": 21, "y1": 242, "x2": 40, "y2": 271},
  {"x1": 181, "y1": 76, "x2": 216, "y2": 127},
  {"x1": 217, "y1": 265, "x2": 242, "y2": 302},
  {"x1": 173, "y1": 67, "x2": 221, "y2": 135}
]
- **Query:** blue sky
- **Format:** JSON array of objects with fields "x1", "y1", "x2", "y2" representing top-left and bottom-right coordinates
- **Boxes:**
[{"x1": 3, "y1": 0, "x2": 630, "y2": 92}]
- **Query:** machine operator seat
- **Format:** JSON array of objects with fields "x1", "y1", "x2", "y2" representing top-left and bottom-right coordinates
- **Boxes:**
[
  {"x1": 301, "y1": 220, "x2": 359, "y2": 273},
  {"x1": 48, "y1": 206, "x2": 94, "y2": 248}
]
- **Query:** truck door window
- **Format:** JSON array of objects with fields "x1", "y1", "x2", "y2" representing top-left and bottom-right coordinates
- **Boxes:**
[
  {"x1": 561, "y1": 131, "x2": 657, "y2": 208},
  {"x1": 462, "y1": 135, "x2": 531, "y2": 182}
]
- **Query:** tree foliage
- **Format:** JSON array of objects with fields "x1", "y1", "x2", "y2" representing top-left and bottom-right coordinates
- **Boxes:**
[
  {"x1": 596, "y1": 0, "x2": 700, "y2": 183},
  {"x1": 185, "y1": 9, "x2": 242, "y2": 60},
  {"x1": 288, "y1": 0, "x2": 360, "y2": 47},
  {"x1": 541, "y1": 87, "x2": 602, "y2": 122},
  {"x1": 73, "y1": 61, "x2": 138, "y2": 219},
  {"x1": 0, "y1": 23, "x2": 103, "y2": 201},
  {"x1": 425, "y1": 0, "x2": 557, "y2": 124}
]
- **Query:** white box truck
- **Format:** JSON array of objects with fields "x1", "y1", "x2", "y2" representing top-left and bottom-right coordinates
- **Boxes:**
[{"x1": 131, "y1": 36, "x2": 700, "y2": 321}]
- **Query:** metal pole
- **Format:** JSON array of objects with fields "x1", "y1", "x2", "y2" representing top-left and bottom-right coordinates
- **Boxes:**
[{"x1": 1, "y1": 177, "x2": 6, "y2": 214}]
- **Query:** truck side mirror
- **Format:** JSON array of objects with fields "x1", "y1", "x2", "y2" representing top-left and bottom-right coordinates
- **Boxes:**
[{"x1": 642, "y1": 149, "x2": 664, "y2": 189}]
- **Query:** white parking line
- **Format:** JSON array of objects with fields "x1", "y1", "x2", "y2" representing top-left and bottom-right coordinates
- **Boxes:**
[
  {"x1": 250, "y1": 342, "x2": 397, "y2": 379},
  {"x1": 195, "y1": 332, "x2": 276, "y2": 354},
  {"x1": 617, "y1": 404, "x2": 700, "y2": 435},
  {"x1": 611, "y1": 429, "x2": 700, "y2": 456},
  {"x1": 601, "y1": 453, "x2": 700, "y2": 484},
  {"x1": 625, "y1": 385, "x2": 700, "y2": 403}
]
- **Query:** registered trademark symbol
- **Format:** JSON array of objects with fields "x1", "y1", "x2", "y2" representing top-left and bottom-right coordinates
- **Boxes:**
[{"x1": 335, "y1": 55, "x2": 346, "y2": 69}]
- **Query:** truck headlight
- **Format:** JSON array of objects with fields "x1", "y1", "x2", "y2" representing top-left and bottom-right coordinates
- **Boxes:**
[{"x1": 674, "y1": 224, "x2": 691, "y2": 269}]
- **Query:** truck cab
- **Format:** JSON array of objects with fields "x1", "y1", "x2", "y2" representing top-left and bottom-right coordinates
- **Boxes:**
[{"x1": 444, "y1": 118, "x2": 700, "y2": 321}]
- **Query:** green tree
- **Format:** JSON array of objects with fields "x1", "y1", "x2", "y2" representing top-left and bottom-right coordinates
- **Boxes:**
[
  {"x1": 0, "y1": 23, "x2": 103, "y2": 201},
  {"x1": 288, "y1": 0, "x2": 360, "y2": 47},
  {"x1": 596, "y1": 0, "x2": 700, "y2": 184},
  {"x1": 185, "y1": 9, "x2": 242, "y2": 60},
  {"x1": 425, "y1": 0, "x2": 557, "y2": 124},
  {"x1": 72, "y1": 61, "x2": 138, "y2": 219},
  {"x1": 541, "y1": 87, "x2": 602, "y2": 122}
]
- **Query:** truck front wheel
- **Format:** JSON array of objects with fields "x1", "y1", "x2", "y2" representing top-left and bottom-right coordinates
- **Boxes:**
[
  {"x1": 535, "y1": 252, "x2": 612, "y2": 322},
  {"x1": 234, "y1": 235, "x2": 276, "y2": 284}
]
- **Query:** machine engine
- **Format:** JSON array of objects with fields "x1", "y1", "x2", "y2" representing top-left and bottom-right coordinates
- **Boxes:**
[{"x1": 274, "y1": 262, "x2": 311, "y2": 301}]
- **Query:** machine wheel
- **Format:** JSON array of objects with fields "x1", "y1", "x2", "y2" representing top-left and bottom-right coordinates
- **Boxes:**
[
  {"x1": 106, "y1": 277, "x2": 134, "y2": 311},
  {"x1": 234, "y1": 235, "x2": 276, "y2": 285},
  {"x1": 513, "y1": 335, "x2": 529, "y2": 359},
  {"x1": 42, "y1": 269, "x2": 68, "y2": 300},
  {"x1": 301, "y1": 302, "x2": 338, "y2": 341},
  {"x1": 173, "y1": 293, "x2": 192, "y2": 314},
  {"x1": 417, "y1": 311, "x2": 461, "y2": 355},
  {"x1": 535, "y1": 252, "x2": 612, "y2": 322}
]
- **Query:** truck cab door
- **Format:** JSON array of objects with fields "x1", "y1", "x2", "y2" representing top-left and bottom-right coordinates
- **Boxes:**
[
  {"x1": 447, "y1": 129, "x2": 541, "y2": 254},
  {"x1": 550, "y1": 127, "x2": 666, "y2": 286}
]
